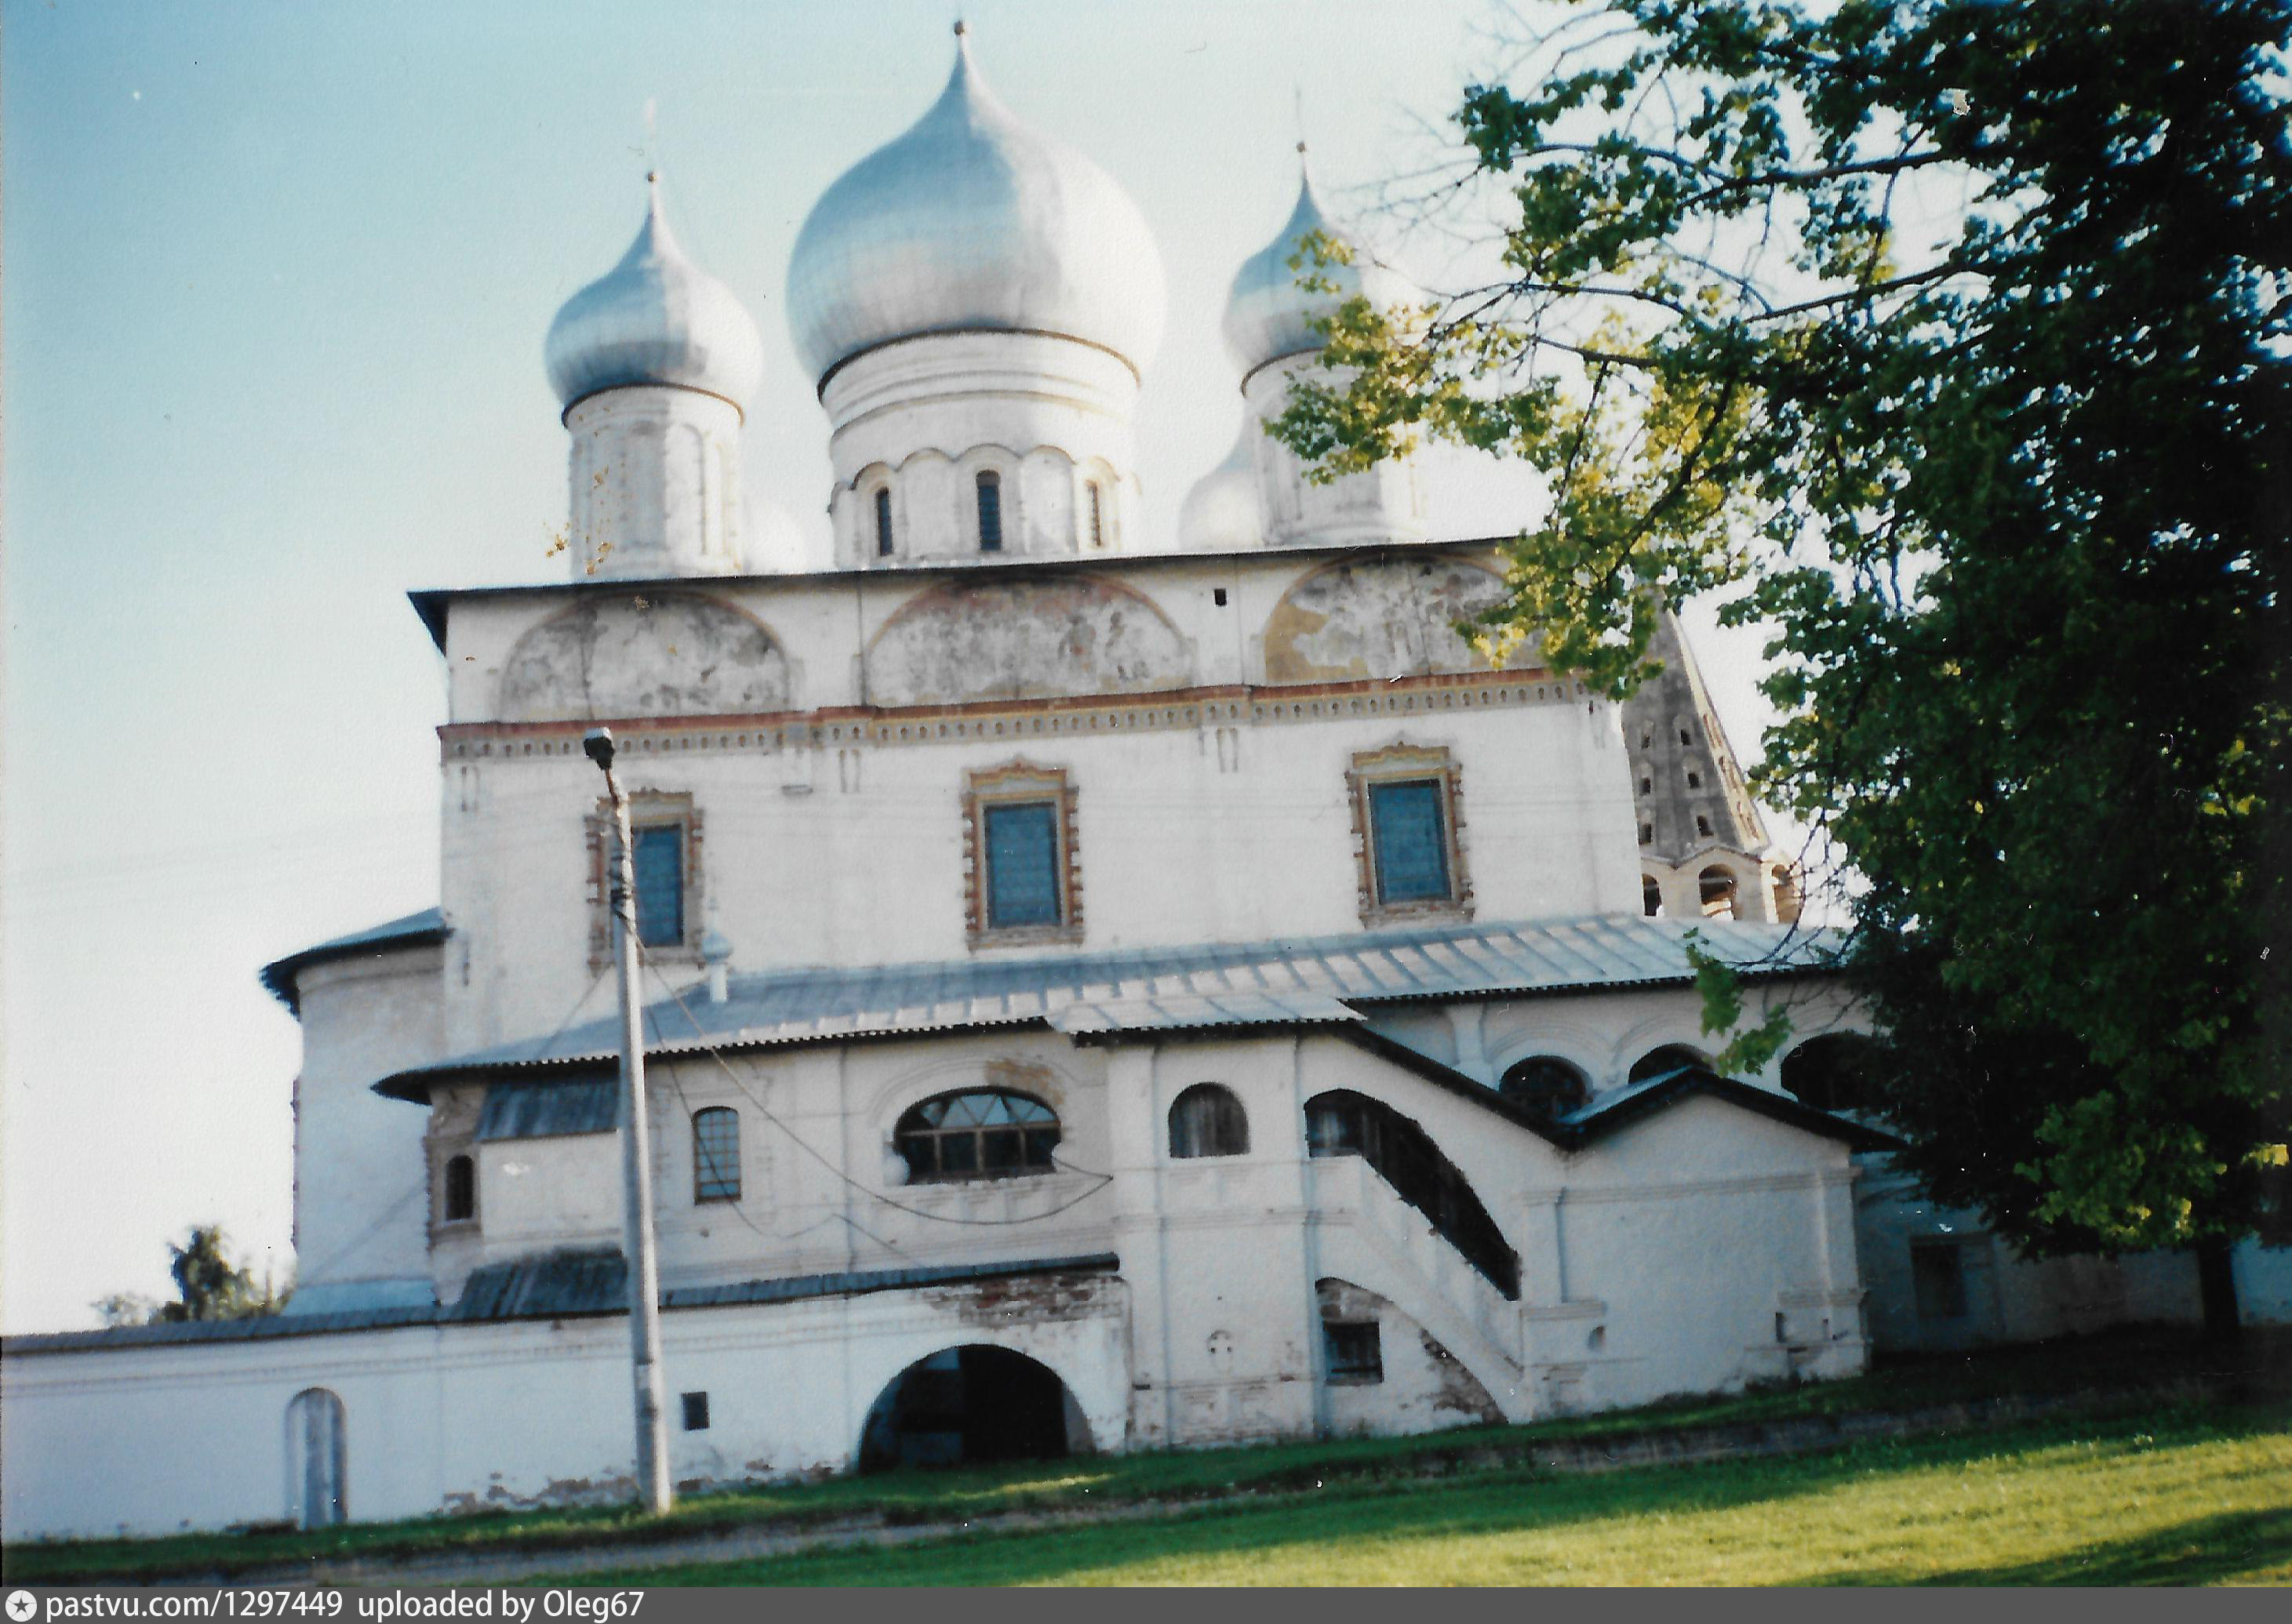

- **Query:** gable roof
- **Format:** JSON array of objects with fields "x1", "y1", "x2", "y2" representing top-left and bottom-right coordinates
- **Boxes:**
[
  {"x1": 373, "y1": 914, "x2": 1839, "y2": 1099},
  {"x1": 260, "y1": 907, "x2": 449, "y2": 1016}
]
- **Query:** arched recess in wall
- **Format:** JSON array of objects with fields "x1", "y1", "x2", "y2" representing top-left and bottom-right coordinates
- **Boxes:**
[
  {"x1": 285, "y1": 1388, "x2": 347, "y2": 1530},
  {"x1": 1498, "y1": 1056, "x2": 1589, "y2": 1121},
  {"x1": 1169, "y1": 1083, "x2": 1249, "y2": 1158},
  {"x1": 1304, "y1": 1089, "x2": 1518, "y2": 1297},
  {"x1": 1697, "y1": 865, "x2": 1740, "y2": 919},
  {"x1": 1628, "y1": 1043, "x2": 1711, "y2": 1084},
  {"x1": 1780, "y1": 1032, "x2": 1886, "y2": 1115},
  {"x1": 857, "y1": 1344, "x2": 1091, "y2": 1472},
  {"x1": 496, "y1": 592, "x2": 791, "y2": 721},
  {"x1": 862, "y1": 575, "x2": 1194, "y2": 707},
  {"x1": 1261, "y1": 555, "x2": 1534, "y2": 684}
]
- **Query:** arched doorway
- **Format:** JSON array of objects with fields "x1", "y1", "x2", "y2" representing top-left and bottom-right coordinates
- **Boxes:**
[
  {"x1": 857, "y1": 1345, "x2": 1089, "y2": 1473},
  {"x1": 285, "y1": 1387, "x2": 346, "y2": 1529}
]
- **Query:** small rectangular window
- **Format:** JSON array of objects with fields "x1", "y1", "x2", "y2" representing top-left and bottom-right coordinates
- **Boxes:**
[
  {"x1": 1369, "y1": 779, "x2": 1452, "y2": 904},
  {"x1": 984, "y1": 801, "x2": 1062, "y2": 928},
  {"x1": 1912, "y1": 1240, "x2": 1970, "y2": 1321},
  {"x1": 681, "y1": 1392, "x2": 710, "y2": 1432},
  {"x1": 1322, "y1": 1321, "x2": 1383, "y2": 1383},
  {"x1": 631, "y1": 823, "x2": 685, "y2": 947},
  {"x1": 693, "y1": 1107, "x2": 740, "y2": 1203},
  {"x1": 977, "y1": 473, "x2": 1003, "y2": 551},
  {"x1": 874, "y1": 487, "x2": 894, "y2": 557}
]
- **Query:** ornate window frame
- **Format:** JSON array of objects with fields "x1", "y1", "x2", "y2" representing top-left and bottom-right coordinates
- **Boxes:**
[
  {"x1": 586, "y1": 790, "x2": 704, "y2": 971},
  {"x1": 962, "y1": 761, "x2": 1083, "y2": 950},
  {"x1": 1346, "y1": 742, "x2": 1473, "y2": 926}
]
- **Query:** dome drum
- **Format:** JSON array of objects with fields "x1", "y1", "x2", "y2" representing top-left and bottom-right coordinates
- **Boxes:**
[
  {"x1": 1242, "y1": 354, "x2": 1426, "y2": 549},
  {"x1": 831, "y1": 437, "x2": 1141, "y2": 569},
  {"x1": 565, "y1": 388, "x2": 748, "y2": 579}
]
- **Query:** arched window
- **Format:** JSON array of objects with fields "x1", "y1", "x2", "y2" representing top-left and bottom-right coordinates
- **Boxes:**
[
  {"x1": 874, "y1": 487, "x2": 894, "y2": 557},
  {"x1": 1781, "y1": 1033, "x2": 1886, "y2": 1114},
  {"x1": 693, "y1": 1106, "x2": 740, "y2": 1202},
  {"x1": 1086, "y1": 482, "x2": 1104, "y2": 549},
  {"x1": 1642, "y1": 874, "x2": 1664, "y2": 917},
  {"x1": 1169, "y1": 1083, "x2": 1249, "y2": 1159},
  {"x1": 442, "y1": 1154, "x2": 475, "y2": 1224},
  {"x1": 1699, "y1": 864, "x2": 1738, "y2": 918},
  {"x1": 975, "y1": 472, "x2": 1003, "y2": 552},
  {"x1": 896, "y1": 1088, "x2": 1059, "y2": 1183},
  {"x1": 1628, "y1": 1044, "x2": 1709, "y2": 1084},
  {"x1": 1695, "y1": 814, "x2": 1715, "y2": 839},
  {"x1": 1499, "y1": 1056, "x2": 1589, "y2": 1120}
]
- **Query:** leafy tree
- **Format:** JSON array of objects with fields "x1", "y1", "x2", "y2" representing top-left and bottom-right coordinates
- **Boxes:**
[
  {"x1": 91, "y1": 1225, "x2": 289, "y2": 1325},
  {"x1": 1272, "y1": 0, "x2": 2289, "y2": 1311}
]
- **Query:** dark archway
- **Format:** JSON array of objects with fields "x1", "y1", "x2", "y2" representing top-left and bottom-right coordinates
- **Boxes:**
[
  {"x1": 1781, "y1": 1032, "x2": 1886, "y2": 1114},
  {"x1": 857, "y1": 1345, "x2": 1088, "y2": 1473}
]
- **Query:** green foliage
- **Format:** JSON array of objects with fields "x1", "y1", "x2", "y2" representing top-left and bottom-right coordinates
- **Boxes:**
[
  {"x1": 93, "y1": 1225, "x2": 289, "y2": 1326},
  {"x1": 1270, "y1": 0, "x2": 2290, "y2": 1252}
]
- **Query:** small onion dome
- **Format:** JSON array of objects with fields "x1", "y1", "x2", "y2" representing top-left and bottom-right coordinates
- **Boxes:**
[
  {"x1": 1177, "y1": 418, "x2": 1265, "y2": 550},
  {"x1": 545, "y1": 173, "x2": 765, "y2": 416},
  {"x1": 1222, "y1": 151, "x2": 1417, "y2": 380},
  {"x1": 786, "y1": 23, "x2": 1166, "y2": 387}
]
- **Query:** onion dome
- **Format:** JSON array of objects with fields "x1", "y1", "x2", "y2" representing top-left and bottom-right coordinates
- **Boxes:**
[
  {"x1": 1222, "y1": 149, "x2": 1417, "y2": 380},
  {"x1": 545, "y1": 173, "x2": 765, "y2": 416},
  {"x1": 1176, "y1": 418, "x2": 1265, "y2": 550},
  {"x1": 786, "y1": 23, "x2": 1166, "y2": 387}
]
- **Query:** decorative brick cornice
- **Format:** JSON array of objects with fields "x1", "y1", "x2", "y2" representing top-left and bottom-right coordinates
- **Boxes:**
[{"x1": 438, "y1": 669, "x2": 1588, "y2": 762}]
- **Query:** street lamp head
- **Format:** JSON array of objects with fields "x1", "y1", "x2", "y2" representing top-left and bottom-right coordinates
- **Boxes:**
[{"x1": 582, "y1": 727, "x2": 616, "y2": 771}]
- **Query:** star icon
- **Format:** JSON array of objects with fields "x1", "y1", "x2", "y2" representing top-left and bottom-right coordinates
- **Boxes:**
[{"x1": 7, "y1": 1590, "x2": 39, "y2": 1622}]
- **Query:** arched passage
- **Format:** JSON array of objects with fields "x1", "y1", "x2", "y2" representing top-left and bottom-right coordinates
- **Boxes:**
[{"x1": 857, "y1": 1345, "x2": 1090, "y2": 1473}]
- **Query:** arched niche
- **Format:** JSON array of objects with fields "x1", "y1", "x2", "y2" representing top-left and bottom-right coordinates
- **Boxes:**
[
  {"x1": 864, "y1": 575, "x2": 1193, "y2": 707},
  {"x1": 857, "y1": 1344, "x2": 1091, "y2": 1472},
  {"x1": 496, "y1": 592, "x2": 790, "y2": 721},
  {"x1": 1262, "y1": 555, "x2": 1534, "y2": 684}
]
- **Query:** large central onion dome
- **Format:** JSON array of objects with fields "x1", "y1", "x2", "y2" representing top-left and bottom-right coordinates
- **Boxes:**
[
  {"x1": 1223, "y1": 153, "x2": 1417, "y2": 383},
  {"x1": 545, "y1": 174, "x2": 764, "y2": 416},
  {"x1": 786, "y1": 24, "x2": 1166, "y2": 387}
]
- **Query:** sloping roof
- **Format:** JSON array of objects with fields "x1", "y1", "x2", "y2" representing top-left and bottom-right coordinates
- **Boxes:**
[
  {"x1": 477, "y1": 1076, "x2": 620, "y2": 1141},
  {"x1": 0, "y1": 1252, "x2": 1122, "y2": 1357},
  {"x1": 260, "y1": 907, "x2": 449, "y2": 1016},
  {"x1": 376, "y1": 914, "x2": 1838, "y2": 1099}
]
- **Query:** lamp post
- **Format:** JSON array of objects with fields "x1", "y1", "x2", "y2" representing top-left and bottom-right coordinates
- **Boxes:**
[{"x1": 583, "y1": 726, "x2": 672, "y2": 1515}]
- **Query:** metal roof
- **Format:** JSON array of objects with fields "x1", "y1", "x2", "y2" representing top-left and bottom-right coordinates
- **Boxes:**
[
  {"x1": 477, "y1": 1076, "x2": 620, "y2": 1142},
  {"x1": 259, "y1": 907, "x2": 449, "y2": 1016},
  {"x1": 1, "y1": 1252, "x2": 1122, "y2": 1357},
  {"x1": 377, "y1": 914, "x2": 1838, "y2": 1099}
]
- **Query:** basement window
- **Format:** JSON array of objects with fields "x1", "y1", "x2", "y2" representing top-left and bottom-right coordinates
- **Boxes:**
[
  {"x1": 1322, "y1": 1321, "x2": 1383, "y2": 1383},
  {"x1": 682, "y1": 1392, "x2": 711, "y2": 1432}
]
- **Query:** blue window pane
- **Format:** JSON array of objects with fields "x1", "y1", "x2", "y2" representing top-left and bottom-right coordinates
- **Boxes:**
[
  {"x1": 984, "y1": 801, "x2": 1060, "y2": 928},
  {"x1": 1370, "y1": 779, "x2": 1450, "y2": 903},
  {"x1": 977, "y1": 474, "x2": 1002, "y2": 551},
  {"x1": 632, "y1": 823, "x2": 685, "y2": 946}
]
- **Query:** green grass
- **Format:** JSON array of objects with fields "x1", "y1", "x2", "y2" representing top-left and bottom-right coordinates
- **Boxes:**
[
  {"x1": 565, "y1": 1408, "x2": 2292, "y2": 1587},
  {"x1": 3, "y1": 1327, "x2": 2276, "y2": 1586}
]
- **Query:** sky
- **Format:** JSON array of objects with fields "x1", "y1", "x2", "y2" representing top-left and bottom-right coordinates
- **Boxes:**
[{"x1": 1, "y1": 0, "x2": 1793, "y2": 1332}]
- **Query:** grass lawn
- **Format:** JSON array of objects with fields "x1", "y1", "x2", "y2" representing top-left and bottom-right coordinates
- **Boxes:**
[
  {"x1": 564, "y1": 1408, "x2": 2292, "y2": 1587},
  {"x1": 5, "y1": 1328, "x2": 2283, "y2": 1586}
]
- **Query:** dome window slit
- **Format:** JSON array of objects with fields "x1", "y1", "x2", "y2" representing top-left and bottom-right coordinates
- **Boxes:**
[
  {"x1": 874, "y1": 487, "x2": 894, "y2": 557},
  {"x1": 977, "y1": 472, "x2": 1003, "y2": 552}
]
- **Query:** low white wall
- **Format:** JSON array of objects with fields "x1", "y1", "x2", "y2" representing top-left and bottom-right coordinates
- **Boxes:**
[{"x1": 1, "y1": 1273, "x2": 1129, "y2": 1542}]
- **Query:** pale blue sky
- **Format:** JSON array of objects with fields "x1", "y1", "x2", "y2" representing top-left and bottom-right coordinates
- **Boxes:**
[{"x1": 2, "y1": 0, "x2": 1785, "y2": 1331}]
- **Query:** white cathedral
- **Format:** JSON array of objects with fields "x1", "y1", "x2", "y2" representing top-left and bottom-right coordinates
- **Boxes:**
[{"x1": 0, "y1": 27, "x2": 2233, "y2": 1540}]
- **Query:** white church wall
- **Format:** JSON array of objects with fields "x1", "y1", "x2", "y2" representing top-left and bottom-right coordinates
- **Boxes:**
[
  {"x1": 292, "y1": 947, "x2": 445, "y2": 1294},
  {"x1": 2231, "y1": 1241, "x2": 2292, "y2": 1324},
  {"x1": 1, "y1": 1274, "x2": 1130, "y2": 1542}
]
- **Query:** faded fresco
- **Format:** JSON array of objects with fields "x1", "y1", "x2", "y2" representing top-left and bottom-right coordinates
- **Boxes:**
[
  {"x1": 1263, "y1": 556, "x2": 1535, "y2": 683},
  {"x1": 496, "y1": 592, "x2": 791, "y2": 721},
  {"x1": 864, "y1": 576, "x2": 1194, "y2": 707}
]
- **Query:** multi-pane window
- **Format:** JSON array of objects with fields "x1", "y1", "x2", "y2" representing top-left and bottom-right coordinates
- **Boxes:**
[
  {"x1": 693, "y1": 1106, "x2": 740, "y2": 1202},
  {"x1": 895, "y1": 1089, "x2": 1061, "y2": 1183},
  {"x1": 631, "y1": 823, "x2": 685, "y2": 947},
  {"x1": 1367, "y1": 779, "x2": 1453, "y2": 904},
  {"x1": 1169, "y1": 1083, "x2": 1249, "y2": 1159},
  {"x1": 976, "y1": 471, "x2": 1003, "y2": 551},
  {"x1": 1348, "y1": 746, "x2": 1469, "y2": 923},
  {"x1": 965, "y1": 764, "x2": 1081, "y2": 947},
  {"x1": 984, "y1": 801, "x2": 1062, "y2": 928},
  {"x1": 874, "y1": 487, "x2": 894, "y2": 557},
  {"x1": 1322, "y1": 1321, "x2": 1384, "y2": 1382}
]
